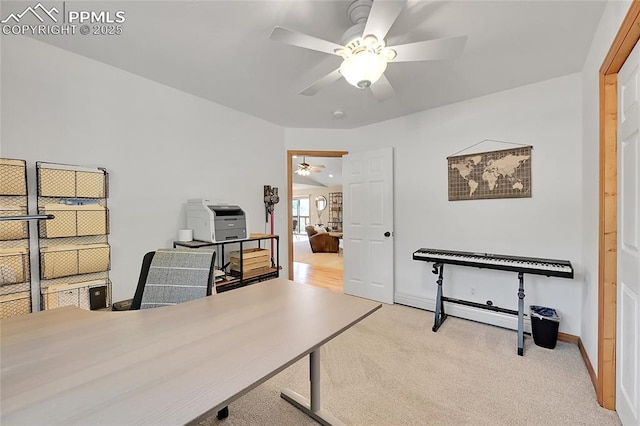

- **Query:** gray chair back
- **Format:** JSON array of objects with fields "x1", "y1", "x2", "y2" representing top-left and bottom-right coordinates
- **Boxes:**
[{"x1": 139, "y1": 248, "x2": 216, "y2": 310}]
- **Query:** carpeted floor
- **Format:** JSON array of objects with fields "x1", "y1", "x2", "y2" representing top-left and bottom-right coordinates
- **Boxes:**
[{"x1": 201, "y1": 302, "x2": 620, "y2": 426}]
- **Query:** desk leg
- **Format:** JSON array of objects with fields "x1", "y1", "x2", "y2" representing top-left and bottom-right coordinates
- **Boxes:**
[
  {"x1": 517, "y1": 272, "x2": 525, "y2": 356},
  {"x1": 281, "y1": 349, "x2": 345, "y2": 426}
]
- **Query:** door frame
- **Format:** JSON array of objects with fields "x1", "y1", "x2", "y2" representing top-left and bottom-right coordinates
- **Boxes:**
[
  {"x1": 287, "y1": 150, "x2": 348, "y2": 281},
  {"x1": 598, "y1": 0, "x2": 640, "y2": 409}
]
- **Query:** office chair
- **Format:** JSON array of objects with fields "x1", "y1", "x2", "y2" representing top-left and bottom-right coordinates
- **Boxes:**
[{"x1": 130, "y1": 248, "x2": 229, "y2": 420}]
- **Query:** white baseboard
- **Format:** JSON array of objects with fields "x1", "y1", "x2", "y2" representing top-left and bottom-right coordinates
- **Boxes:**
[{"x1": 394, "y1": 292, "x2": 532, "y2": 334}]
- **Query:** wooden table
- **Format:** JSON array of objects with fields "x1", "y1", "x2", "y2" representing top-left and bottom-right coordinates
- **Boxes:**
[{"x1": 0, "y1": 279, "x2": 381, "y2": 425}]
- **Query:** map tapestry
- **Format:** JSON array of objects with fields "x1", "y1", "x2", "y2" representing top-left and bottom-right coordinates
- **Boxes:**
[{"x1": 448, "y1": 146, "x2": 532, "y2": 201}]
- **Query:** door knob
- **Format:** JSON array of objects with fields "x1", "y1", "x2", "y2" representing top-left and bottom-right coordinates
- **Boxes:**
[{"x1": 384, "y1": 231, "x2": 391, "y2": 237}]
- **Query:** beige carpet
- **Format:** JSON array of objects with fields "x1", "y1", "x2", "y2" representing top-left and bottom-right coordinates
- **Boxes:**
[
  {"x1": 200, "y1": 302, "x2": 620, "y2": 426},
  {"x1": 294, "y1": 240, "x2": 343, "y2": 270}
]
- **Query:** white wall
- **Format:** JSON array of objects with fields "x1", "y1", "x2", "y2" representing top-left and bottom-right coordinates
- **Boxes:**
[
  {"x1": 286, "y1": 74, "x2": 584, "y2": 335},
  {"x1": 1, "y1": 36, "x2": 286, "y2": 302},
  {"x1": 580, "y1": 0, "x2": 632, "y2": 372}
]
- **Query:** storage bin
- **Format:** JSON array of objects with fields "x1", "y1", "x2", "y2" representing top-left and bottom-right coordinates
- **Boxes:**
[
  {"x1": 38, "y1": 167, "x2": 106, "y2": 198},
  {"x1": 230, "y1": 248, "x2": 270, "y2": 273},
  {"x1": 42, "y1": 279, "x2": 108, "y2": 310},
  {"x1": 76, "y1": 171, "x2": 106, "y2": 198},
  {"x1": 0, "y1": 206, "x2": 29, "y2": 240},
  {"x1": 0, "y1": 247, "x2": 28, "y2": 284},
  {"x1": 0, "y1": 291, "x2": 31, "y2": 318},
  {"x1": 0, "y1": 159, "x2": 27, "y2": 195},
  {"x1": 40, "y1": 243, "x2": 110, "y2": 279},
  {"x1": 39, "y1": 168, "x2": 76, "y2": 197},
  {"x1": 41, "y1": 204, "x2": 108, "y2": 238}
]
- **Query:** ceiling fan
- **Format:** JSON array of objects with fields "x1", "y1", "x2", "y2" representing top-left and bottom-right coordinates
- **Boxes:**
[
  {"x1": 295, "y1": 157, "x2": 325, "y2": 176},
  {"x1": 270, "y1": 0, "x2": 468, "y2": 101}
]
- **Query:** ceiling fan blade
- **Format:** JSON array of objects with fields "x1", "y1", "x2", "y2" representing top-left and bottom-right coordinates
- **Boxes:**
[
  {"x1": 370, "y1": 73, "x2": 395, "y2": 101},
  {"x1": 300, "y1": 68, "x2": 343, "y2": 96},
  {"x1": 270, "y1": 26, "x2": 343, "y2": 56},
  {"x1": 363, "y1": 0, "x2": 407, "y2": 41},
  {"x1": 391, "y1": 35, "x2": 468, "y2": 63}
]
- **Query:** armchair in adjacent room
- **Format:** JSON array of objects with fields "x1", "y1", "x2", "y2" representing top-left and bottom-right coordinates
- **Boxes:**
[
  {"x1": 305, "y1": 225, "x2": 339, "y2": 253},
  {"x1": 130, "y1": 248, "x2": 229, "y2": 420}
]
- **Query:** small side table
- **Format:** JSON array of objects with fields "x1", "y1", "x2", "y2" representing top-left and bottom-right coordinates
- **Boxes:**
[{"x1": 328, "y1": 232, "x2": 343, "y2": 256}]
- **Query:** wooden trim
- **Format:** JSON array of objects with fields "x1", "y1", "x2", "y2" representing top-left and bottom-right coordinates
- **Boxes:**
[
  {"x1": 579, "y1": 337, "x2": 599, "y2": 393},
  {"x1": 557, "y1": 334, "x2": 596, "y2": 392},
  {"x1": 598, "y1": 72, "x2": 618, "y2": 410},
  {"x1": 287, "y1": 150, "x2": 348, "y2": 281},
  {"x1": 557, "y1": 332, "x2": 579, "y2": 345},
  {"x1": 600, "y1": 1, "x2": 640, "y2": 74},
  {"x1": 598, "y1": 0, "x2": 640, "y2": 410}
]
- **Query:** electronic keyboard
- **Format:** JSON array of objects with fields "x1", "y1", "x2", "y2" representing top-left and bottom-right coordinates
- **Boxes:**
[
  {"x1": 412, "y1": 248, "x2": 574, "y2": 279},
  {"x1": 412, "y1": 247, "x2": 575, "y2": 356}
]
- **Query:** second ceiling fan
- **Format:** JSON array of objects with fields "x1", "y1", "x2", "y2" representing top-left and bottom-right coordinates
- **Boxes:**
[
  {"x1": 270, "y1": 0, "x2": 468, "y2": 101},
  {"x1": 295, "y1": 157, "x2": 325, "y2": 176}
]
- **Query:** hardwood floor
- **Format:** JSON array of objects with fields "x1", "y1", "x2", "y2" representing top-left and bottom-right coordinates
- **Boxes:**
[{"x1": 292, "y1": 262, "x2": 343, "y2": 293}]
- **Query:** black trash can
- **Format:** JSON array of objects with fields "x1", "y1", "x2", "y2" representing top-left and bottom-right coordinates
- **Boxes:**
[{"x1": 530, "y1": 305, "x2": 560, "y2": 349}]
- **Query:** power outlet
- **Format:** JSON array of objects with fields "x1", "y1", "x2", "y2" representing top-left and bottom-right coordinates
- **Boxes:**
[{"x1": 471, "y1": 287, "x2": 476, "y2": 296}]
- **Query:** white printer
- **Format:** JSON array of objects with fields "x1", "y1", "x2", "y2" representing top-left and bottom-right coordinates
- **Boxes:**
[{"x1": 186, "y1": 199, "x2": 248, "y2": 242}]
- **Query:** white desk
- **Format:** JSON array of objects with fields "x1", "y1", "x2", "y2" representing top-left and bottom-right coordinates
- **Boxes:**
[{"x1": 0, "y1": 278, "x2": 381, "y2": 425}]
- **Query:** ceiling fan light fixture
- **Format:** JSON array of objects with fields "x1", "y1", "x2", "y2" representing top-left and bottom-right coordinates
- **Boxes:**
[
  {"x1": 381, "y1": 47, "x2": 397, "y2": 61},
  {"x1": 339, "y1": 50, "x2": 388, "y2": 89},
  {"x1": 297, "y1": 168, "x2": 311, "y2": 176}
]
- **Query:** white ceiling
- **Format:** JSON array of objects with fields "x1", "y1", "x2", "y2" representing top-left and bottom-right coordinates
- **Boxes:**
[{"x1": 10, "y1": 0, "x2": 606, "y2": 129}]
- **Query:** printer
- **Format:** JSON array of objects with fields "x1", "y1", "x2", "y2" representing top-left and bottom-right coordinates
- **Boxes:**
[{"x1": 187, "y1": 199, "x2": 248, "y2": 242}]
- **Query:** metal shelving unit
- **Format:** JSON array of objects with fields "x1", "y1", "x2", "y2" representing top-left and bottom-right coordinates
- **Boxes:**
[
  {"x1": 173, "y1": 234, "x2": 279, "y2": 293},
  {"x1": 36, "y1": 162, "x2": 112, "y2": 311},
  {"x1": 328, "y1": 192, "x2": 343, "y2": 232},
  {"x1": 0, "y1": 158, "x2": 32, "y2": 318}
]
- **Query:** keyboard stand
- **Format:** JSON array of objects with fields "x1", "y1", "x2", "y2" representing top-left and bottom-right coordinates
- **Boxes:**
[
  {"x1": 431, "y1": 264, "x2": 528, "y2": 356},
  {"x1": 517, "y1": 272, "x2": 525, "y2": 356},
  {"x1": 432, "y1": 263, "x2": 447, "y2": 332}
]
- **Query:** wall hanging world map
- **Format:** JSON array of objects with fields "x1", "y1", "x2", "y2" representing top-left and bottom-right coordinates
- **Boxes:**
[{"x1": 447, "y1": 146, "x2": 532, "y2": 201}]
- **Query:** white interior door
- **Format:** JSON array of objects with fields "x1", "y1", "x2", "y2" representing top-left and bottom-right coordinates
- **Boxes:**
[
  {"x1": 342, "y1": 147, "x2": 394, "y2": 304},
  {"x1": 617, "y1": 38, "x2": 640, "y2": 426}
]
